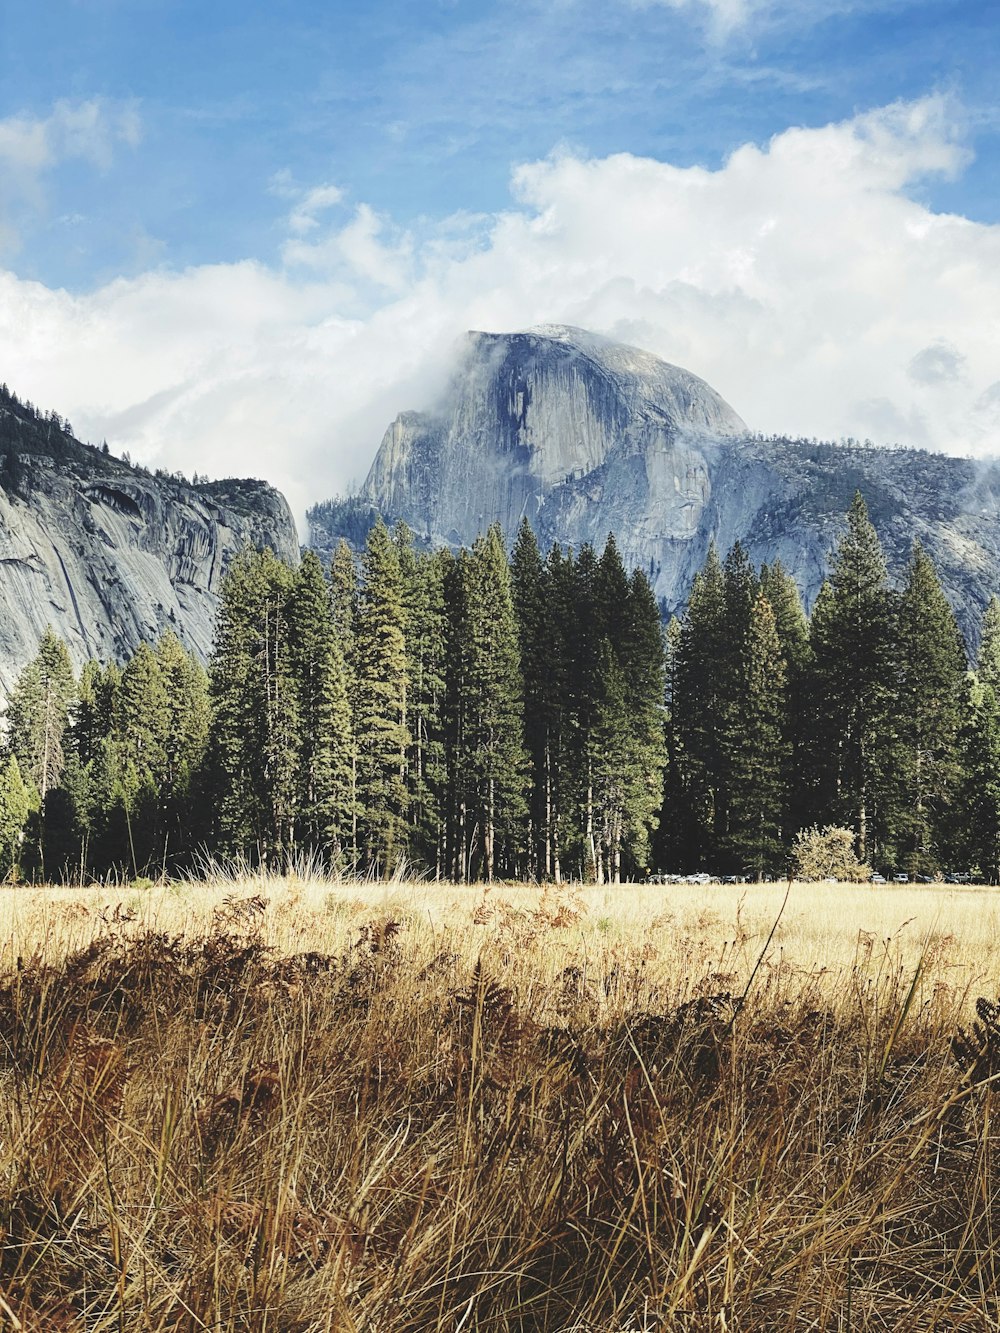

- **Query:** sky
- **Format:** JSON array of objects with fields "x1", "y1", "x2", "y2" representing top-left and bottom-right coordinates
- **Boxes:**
[{"x1": 1, "y1": 0, "x2": 999, "y2": 524}]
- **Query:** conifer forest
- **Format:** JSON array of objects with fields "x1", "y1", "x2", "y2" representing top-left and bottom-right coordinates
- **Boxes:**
[{"x1": 1, "y1": 493, "x2": 999, "y2": 885}]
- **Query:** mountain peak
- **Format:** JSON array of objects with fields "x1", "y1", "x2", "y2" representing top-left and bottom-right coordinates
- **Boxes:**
[{"x1": 308, "y1": 325, "x2": 1000, "y2": 646}]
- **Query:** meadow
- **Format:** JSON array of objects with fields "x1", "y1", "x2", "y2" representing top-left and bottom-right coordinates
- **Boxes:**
[{"x1": 2, "y1": 875, "x2": 1000, "y2": 1330}]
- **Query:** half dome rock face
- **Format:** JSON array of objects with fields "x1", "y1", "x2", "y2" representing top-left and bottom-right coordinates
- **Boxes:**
[
  {"x1": 359, "y1": 325, "x2": 745, "y2": 554},
  {"x1": 310, "y1": 325, "x2": 1000, "y2": 645}
]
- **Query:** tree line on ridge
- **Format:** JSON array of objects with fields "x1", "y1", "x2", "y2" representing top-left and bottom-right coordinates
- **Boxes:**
[{"x1": 2, "y1": 493, "x2": 1000, "y2": 884}]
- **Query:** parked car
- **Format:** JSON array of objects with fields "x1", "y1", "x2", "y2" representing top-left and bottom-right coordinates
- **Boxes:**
[
  {"x1": 892, "y1": 873, "x2": 909, "y2": 883},
  {"x1": 870, "y1": 873, "x2": 887, "y2": 884}
]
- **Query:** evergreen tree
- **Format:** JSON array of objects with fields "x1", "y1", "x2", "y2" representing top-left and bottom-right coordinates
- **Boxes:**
[
  {"x1": 352, "y1": 520, "x2": 410, "y2": 872},
  {"x1": 395, "y1": 527, "x2": 448, "y2": 873},
  {"x1": 453, "y1": 525, "x2": 527, "y2": 880},
  {"x1": 566, "y1": 543, "x2": 605, "y2": 879},
  {"x1": 978, "y1": 595, "x2": 1000, "y2": 696},
  {"x1": 537, "y1": 541, "x2": 576, "y2": 881},
  {"x1": 894, "y1": 541, "x2": 967, "y2": 873},
  {"x1": 115, "y1": 642, "x2": 170, "y2": 782},
  {"x1": 4, "y1": 627, "x2": 76, "y2": 801},
  {"x1": 74, "y1": 660, "x2": 121, "y2": 768},
  {"x1": 716, "y1": 542, "x2": 760, "y2": 853},
  {"x1": 759, "y1": 561, "x2": 811, "y2": 841},
  {"x1": 155, "y1": 631, "x2": 210, "y2": 802},
  {"x1": 670, "y1": 543, "x2": 727, "y2": 867},
  {"x1": 805, "y1": 494, "x2": 897, "y2": 864},
  {"x1": 510, "y1": 519, "x2": 551, "y2": 879},
  {"x1": 0, "y1": 754, "x2": 30, "y2": 880},
  {"x1": 207, "y1": 548, "x2": 301, "y2": 864},
  {"x1": 619, "y1": 568, "x2": 668, "y2": 874},
  {"x1": 654, "y1": 616, "x2": 684, "y2": 870},
  {"x1": 955, "y1": 680, "x2": 1000, "y2": 883},
  {"x1": 287, "y1": 550, "x2": 353, "y2": 859},
  {"x1": 722, "y1": 591, "x2": 788, "y2": 877}
]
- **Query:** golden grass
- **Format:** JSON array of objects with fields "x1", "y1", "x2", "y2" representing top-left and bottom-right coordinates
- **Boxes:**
[
  {"x1": 4, "y1": 876, "x2": 999, "y2": 1015},
  {"x1": 1, "y1": 875, "x2": 1000, "y2": 1329}
]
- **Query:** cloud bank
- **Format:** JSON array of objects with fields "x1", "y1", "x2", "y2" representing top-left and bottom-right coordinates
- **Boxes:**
[{"x1": 1, "y1": 94, "x2": 998, "y2": 528}]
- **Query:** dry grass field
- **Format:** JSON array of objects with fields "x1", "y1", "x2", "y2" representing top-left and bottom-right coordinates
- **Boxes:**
[{"x1": 2, "y1": 874, "x2": 1000, "y2": 1330}]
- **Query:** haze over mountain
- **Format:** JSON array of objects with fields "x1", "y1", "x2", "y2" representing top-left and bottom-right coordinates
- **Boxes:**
[
  {"x1": 310, "y1": 325, "x2": 1000, "y2": 645},
  {"x1": 0, "y1": 385, "x2": 298, "y2": 693}
]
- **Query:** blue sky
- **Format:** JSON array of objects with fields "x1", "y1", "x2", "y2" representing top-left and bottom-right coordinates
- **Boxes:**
[
  {"x1": 1, "y1": 0, "x2": 998, "y2": 512},
  {"x1": 3, "y1": 0, "x2": 997, "y2": 288}
]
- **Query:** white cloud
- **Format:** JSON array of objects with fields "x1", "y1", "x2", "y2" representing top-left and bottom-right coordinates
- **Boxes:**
[
  {"x1": 0, "y1": 98, "x2": 142, "y2": 250},
  {"x1": 0, "y1": 98, "x2": 141, "y2": 180},
  {"x1": 1, "y1": 94, "x2": 999, "y2": 532}
]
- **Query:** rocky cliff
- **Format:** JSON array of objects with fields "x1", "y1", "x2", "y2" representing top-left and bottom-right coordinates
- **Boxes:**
[
  {"x1": 0, "y1": 387, "x2": 298, "y2": 693},
  {"x1": 309, "y1": 325, "x2": 1000, "y2": 646}
]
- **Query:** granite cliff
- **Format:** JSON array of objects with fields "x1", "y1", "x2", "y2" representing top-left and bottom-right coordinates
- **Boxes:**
[
  {"x1": 0, "y1": 385, "x2": 298, "y2": 693},
  {"x1": 310, "y1": 325, "x2": 1000, "y2": 645}
]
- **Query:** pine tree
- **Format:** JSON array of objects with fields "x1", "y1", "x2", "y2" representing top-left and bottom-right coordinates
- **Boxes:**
[
  {"x1": 617, "y1": 567, "x2": 668, "y2": 877},
  {"x1": 352, "y1": 520, "x2": 410, "y2": 872},
  {"x1": 759, "y1": 561, "x2": 811, "y2": 841},
  {"x1": 442, "y1": 529, "x2": 528, "y2": 881},
  {"x1": 395, "y1": 527, "x2": 448, "y2": 874},
  {"x1": 115, "y1": 642, "x2": 170, "y2": 782},
  {"x1": 654, "y1": 616, "x2": 685, "y2": 871},
  {"x1": 287, "y1": 550, "x2": 353, "y2": 859},
  {"x1": 670, "y1": 543, "x2": 727, "y2": 867},
  {"x1": 536, "y1": 541, "x2": 576, "y2": 881},
  {"x1": 208, "y1": 548, "x2": 301, "y2": 864},
  {"x1": 329, "y1": 538, "x2": 357, "y2": 644},
  {"x1": 74, "y1": 660, "x2": 121, "y2": 768},
  {"x1": 722, "y1": 591, "x2": 788, "y2": 878},
  {"x1": 955, "y1": 681, "x2": 1000, "y2": 883},
  {"x1": 454, "y1": 525, "x2": 527, "y2": 880},
  {"x1": 4, "y1": 627, "x2": 76, "y2": 800},
  {"x1": 566, "y1": 542, "x2": 605, "y2": 879},
  {"x1": 894, "y1": 541, "x2": 967, "y2": 873},
  {"x1": 978, "y1": 595, "x2": 1000, "y2": 696},
  {"x1": 805, "y1": 493, "x2": 897, "y2": 865},
  {"x1": 510, "y1": 519, "x2": 550, "y2": 878},
  {"x1": 0, "y1": 754, "x2": 30, "y2": 880},
  {"x1": 716, "y1": 542, "x2": 760, "y2": 855},
  {"x1": 155, "y1": 632, "x2": 210, "y2": 798}
]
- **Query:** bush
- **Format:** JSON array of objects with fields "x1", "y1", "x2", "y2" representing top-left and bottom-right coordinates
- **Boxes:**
[{"x1": 792, "y1": 824, "x2": 871, "y2": 881}]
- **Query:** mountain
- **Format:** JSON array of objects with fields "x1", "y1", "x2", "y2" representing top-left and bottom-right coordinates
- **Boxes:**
[
  {"x1": 309, "y1": 324, "x2": 1000, "y2": 645},
  {"x1": 0, "y1": 384, "x2": 298, "y2": 692}
]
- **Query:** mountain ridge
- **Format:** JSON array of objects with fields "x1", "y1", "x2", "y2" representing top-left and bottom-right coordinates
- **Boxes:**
[
  {"x1": 0, "y1": 383, "x2": 299, "y2": 692},
  {"x1": 309, "y1": 325, "x2": 1000, "y2": 645}
]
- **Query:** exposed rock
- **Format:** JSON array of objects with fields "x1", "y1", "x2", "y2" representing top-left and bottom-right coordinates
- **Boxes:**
[
  {"x1": 0, "y1": 391, "x2": 298, "y2": 693},
  {"x1": 310, "y1": 325, "x2": 1000, "y2": 647}
]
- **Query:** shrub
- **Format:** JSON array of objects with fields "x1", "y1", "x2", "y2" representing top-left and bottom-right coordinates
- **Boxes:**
[{"x1": 792, "y1": 824, "x2": 871, "y2": 881}]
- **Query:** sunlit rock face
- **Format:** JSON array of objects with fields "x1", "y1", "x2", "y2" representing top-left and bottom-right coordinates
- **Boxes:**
[
  {"x1": 311, "y1": 325, "x2": 1000, "y2": 648},
  {"x1": 0, "y1": 411, "x2": 298, "y2": 692}
]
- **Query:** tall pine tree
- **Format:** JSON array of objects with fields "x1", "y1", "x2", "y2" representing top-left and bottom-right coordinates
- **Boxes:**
[
  {"x1": 894, "y1": 541, "x2": 966, "y2": 873},
  {"x1": 352, "y1": 520, "x2": 410, "y2": 872},
  {"x1": 805, "y1": 493, "x2": 896, "y2": 864},
  {"x1": 288, "y1": 550, "x2": 353, "y2": 860}
]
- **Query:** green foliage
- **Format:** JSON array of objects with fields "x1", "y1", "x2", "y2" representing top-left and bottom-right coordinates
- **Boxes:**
[
  {"x1": 352, "y1": 520, "x2": 410, "y2": 872},
  {"x1": 805, "y1": 493, "x2": 897, "y2": 863},
  {"x1": 4, "y1": 626, "x2": 76, "y2": 801},
  {"x1": 207, "y1": 547, "x2": 301, "y2": 865},
  {"x1": 894, "y1": 541, "x2": 967, "y2": 874},
  {"x1": 7, "y1": 489, "x2": 999, "y2": 886},
  {"x1": 0, "y1": 754, "x2": 31, "y2": 879},
  {"x1": 288, "y1": 550, "x2": 353, "y2": 858},
  {"x1": 443, "y1": 526, "x2": 527, "y2": 881}
]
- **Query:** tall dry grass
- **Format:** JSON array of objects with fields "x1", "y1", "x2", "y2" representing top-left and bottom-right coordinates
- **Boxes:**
[{"x1": 0, "y1": 876, "x2": 999, "y2": 1329}]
